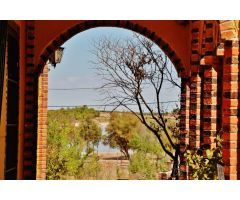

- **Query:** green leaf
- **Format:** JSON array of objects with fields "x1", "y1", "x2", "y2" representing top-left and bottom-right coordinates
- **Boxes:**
[{"x1": 206, "y1": 149, "x2": 213, "y2": 159}]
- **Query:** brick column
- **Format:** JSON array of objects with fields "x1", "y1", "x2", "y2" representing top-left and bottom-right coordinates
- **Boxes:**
[
  {"x1": 189, "y1": 76, "x2": 201, "y2": 145},
  {"x1": 179, "y1": 78, "x2": 190, "y2": 180},
  {"x1": 201, "y1": 65, "x2": 218, "y2": 149},
  {"x1": 23, "y1": 21, "x2": 38, "y2": 179},
  {"x1": 200, "y1": 21, "x2": 218, "y2": 149},
  {"x1": 36, "y1": 64, "x2": 48, "y2": 180},
  {"x1": 222, "y1": 40, "x2": 239, "y2": 180},
  {"x1": 189, "y1": 21, "x2": 203, "y2": 149}
]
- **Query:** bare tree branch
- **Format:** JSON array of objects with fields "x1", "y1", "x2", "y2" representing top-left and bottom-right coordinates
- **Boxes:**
[{"x1": 91, "y1": 32, "x2": 180, "y2": 177}]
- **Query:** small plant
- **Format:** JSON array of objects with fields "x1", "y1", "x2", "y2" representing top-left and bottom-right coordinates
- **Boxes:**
[
  {"x1": 129, "y1": 151, "x2": 157, "y2": 180},
  {"x1": 184, "y1": 135, "x2": 223, "y2": 180}
]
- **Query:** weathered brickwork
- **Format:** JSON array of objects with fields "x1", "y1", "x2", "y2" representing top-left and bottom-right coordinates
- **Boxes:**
[
  {"x1": 221, "y1": 40, "x2": 239, "y2": 180},
  {"x1": 200, "y1": 20, "x2": 219, "y2": 149},
  {"x1": 179, "y1": 78, "x2": 190, "y2": 179},
  {"x1": 36, "y1": 64, "x2": 48, "y2": 180},
  {"x1": 189, "y1": 21, "x2": 203, "y2": 149},
  {"x1": 179, "y1": 20, "x2": 239, "y2": 180}
]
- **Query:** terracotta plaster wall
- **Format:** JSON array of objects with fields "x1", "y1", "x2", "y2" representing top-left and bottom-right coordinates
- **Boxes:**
[{"x1": 34, "y1": 20, "x2": 190, "y2": 75}]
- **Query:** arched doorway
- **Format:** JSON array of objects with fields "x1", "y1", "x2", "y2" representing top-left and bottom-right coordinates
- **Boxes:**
[
  {"x1": 3, "y1": 20, "x2": 238, "y2": 180},
  {"x1": 32, "y1": 21, "x2": 188, "y2": 180}
]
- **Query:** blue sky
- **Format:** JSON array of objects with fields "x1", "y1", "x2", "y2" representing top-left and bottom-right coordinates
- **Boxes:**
[{"x1": 48, "y1": 27, "x2": 180, "y2": 112}]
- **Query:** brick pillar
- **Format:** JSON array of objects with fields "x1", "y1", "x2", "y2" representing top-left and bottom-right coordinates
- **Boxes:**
[
  {"x1": 200, "y1": 21, "x2": 219, "y2": 149},
  {"x1": 36, "y1": 64, "x2": 48, "y2": 180},
  {"x1": 189, "y1": 75, "x2": 201, "y2": 147},
  {"x1": 189, "y1": 21, "x2": 202, "y2": 149},
  {"x1": 222, "y1": 40, "x2": 239, "y2": 180},
  {"x1": 201, "y1": 65, "x2": 218, "y2": 149},
  {"x1": 23, "y1": 21, "x2": 38, "y2": 179},
  {"x1": 179, "y1": 78, "x2": 190, "y2": 180}
]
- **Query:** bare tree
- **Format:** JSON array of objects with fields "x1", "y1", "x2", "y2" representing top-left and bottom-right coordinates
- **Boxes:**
[{"x1": 91, "y1": 33, "x2": 181, "y2": 179}]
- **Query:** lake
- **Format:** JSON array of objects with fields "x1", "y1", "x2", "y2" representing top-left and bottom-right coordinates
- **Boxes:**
[{"x1": 95, "y1": 122, "x2": 120, "y2": 153}]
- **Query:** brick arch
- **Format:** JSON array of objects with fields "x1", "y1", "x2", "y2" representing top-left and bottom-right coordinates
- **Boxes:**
[
  {"x1": 36, "y1": 20, "x2": 187, "y2": 77},
  {"x1": 35, "y1": 20, "x2": 186, "y2": 180}
]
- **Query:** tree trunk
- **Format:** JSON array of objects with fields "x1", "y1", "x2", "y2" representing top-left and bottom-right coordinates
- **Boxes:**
[
  {"x1": 121, "y1": 149, "x2": 130, "y2": 160},
  {"x1": 171, "y1": 144, "x2": 180, "y2": 180}
]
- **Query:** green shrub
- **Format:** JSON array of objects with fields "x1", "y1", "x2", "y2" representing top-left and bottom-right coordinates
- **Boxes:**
[
  {"x1": 184, "y1": 135, "x2": 223, "y2": 180},
  {"x1": 129, "y1": 151, "x2": 157, "y2": 180}
]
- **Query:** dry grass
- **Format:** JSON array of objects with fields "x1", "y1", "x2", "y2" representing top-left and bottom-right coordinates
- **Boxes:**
[{"x1": 97, "y1": 152, "x2": 130, "y2": 180}]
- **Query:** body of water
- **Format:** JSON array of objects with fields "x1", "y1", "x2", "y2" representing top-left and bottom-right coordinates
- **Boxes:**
[{"x1": 95, "y1": 122, "x2": 120, "y2": 153}]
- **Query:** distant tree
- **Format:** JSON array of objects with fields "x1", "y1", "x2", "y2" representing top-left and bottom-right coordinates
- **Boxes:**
[
  {"x1": 79, "y1": 118, "x2": 102, "y2": 149},
  {"x1": 74, "y1": 106, "x2": 100, "y2": 120},
  {"x1": 92, "y1": 33, "x2": 181, "y2": 179},
  {"x1": 47, "y1": 119, "x2": 86, "y2": 179},
  {"x1": 47, "y1": 107, "x2": 102, "y2": 179},
  {"x1": 103, "y1": 112, "x2": 141, "y2": 159}
]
